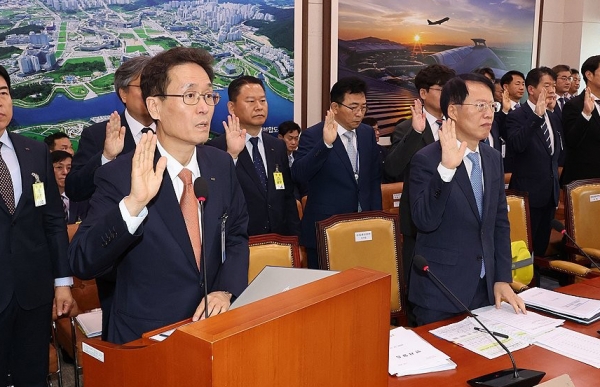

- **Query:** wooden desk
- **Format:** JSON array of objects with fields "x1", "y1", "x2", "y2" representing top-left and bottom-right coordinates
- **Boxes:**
[{"x1": 388, "y1": 277, "x2": 600, "y2": 386}]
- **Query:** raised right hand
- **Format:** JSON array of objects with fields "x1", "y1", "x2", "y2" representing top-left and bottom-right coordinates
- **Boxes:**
[
  {"x1": 323, "y1": 110, "x2": 337, "y2": 146},
  {"x1": 124, "y1": 132, "x2": 167, "y2": 217},
  {"x1": 410, "y1": 99, "x2": 426, "y2": 133},
  {"x1": 583, "y1": 87, "x2": 595, "y2": 116},
  {"x1": 222, "y1": 113, "x2": 246, "y2": 159},
  {"x1": 534, "y1": 88, "x2": 547, "y2": 117},
  {"x1": 103, "y1": 111, "x2": 126, "y2": 160},
  {"x1": 439, "y1": 119, "x2": 467, "y2": 170}
]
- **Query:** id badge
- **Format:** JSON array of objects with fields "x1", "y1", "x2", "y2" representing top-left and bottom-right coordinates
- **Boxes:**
[
  {"x1": 273, "y1": 171, "x2": 285, "y2": 190},
  {"x1": 32, "y1": 173, "x2": 46, "y2": 207}
]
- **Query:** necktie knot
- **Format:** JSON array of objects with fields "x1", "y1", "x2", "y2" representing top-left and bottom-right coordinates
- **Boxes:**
[
  {"x1": 178, "y1": 168, "x2": 193, "y2": 185},
  {"x1": 466, "y1": 152, "x2": 480, "y2": 167},
  {"x1": 435, "y1": 119, "x2": 443, "y2": 128},
  {"x1": 141, "y1": 127, "x2": 154, "y2": 134},
  {"x1": 343, "y1": 131, "x2": 355, "y2": 141}
]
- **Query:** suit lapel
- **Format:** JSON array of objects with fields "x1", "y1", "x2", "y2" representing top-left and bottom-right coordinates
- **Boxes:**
[
  {"x1": 151, "y1": 150, "x2": 199, "y2": 272},
  {"x1": 480, "y1": 147, "x2": 495, "y2": 223},
  {"x1": 238, "y1": 146, "x2": 267, "y2": 196},
  {"x1": 332, "y1": 134, "x2": 357, "y2": 185},
  {"x1": 455, "y1": 161, "x2": 481, "y2": 223},
  {"x1": 263, "y1": 134, "x2": 277, "y2": 193},
  {"x1": 423, "y1": 121, "x2": 435, "y2": 145},
  {"x1": 10, "y1": 134, "x2": 34, "y2": 218},
  {"x1": 121, "y1": 112, "x2": 137, "y2": 153}
]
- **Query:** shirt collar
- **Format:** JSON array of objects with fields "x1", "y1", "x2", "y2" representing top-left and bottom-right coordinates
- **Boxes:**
[
  {"x1": 125, "y1": 109, "x2": 156, "y2": 138},
  {"x1": 156, "y1": 141, "x2": 200, "y2": 182},
  {"x1": 0, "y1": 129, "x2": 13, "y2": 150},
  {"x1": 336, "y1": 122, "x2": 355, "y2": 138}
]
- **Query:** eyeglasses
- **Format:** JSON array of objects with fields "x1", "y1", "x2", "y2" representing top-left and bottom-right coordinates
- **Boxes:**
[
  {"x1": 458, "y1": 101, "x2": 501, "y2": 113},
  {"x1": 154, "y1": 91, "x2": 221, "y2": 106},
  {"x1": 557, "y1": 76, "x2": 574, "y2": 82},
  {"x1": 428, "y1": 86, "x2": 443, "y2": 92},
  {"x1": 337, "y1": 102, "x2": 368, "y2": 114}
]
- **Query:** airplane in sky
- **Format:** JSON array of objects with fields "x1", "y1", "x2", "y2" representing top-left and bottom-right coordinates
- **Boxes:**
[{"x1": 427, "y1": 17, "x2": 450, "y2": 25}]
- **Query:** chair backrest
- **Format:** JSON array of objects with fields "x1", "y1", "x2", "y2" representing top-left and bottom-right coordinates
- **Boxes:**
[
  {"x1": 248, "y1": 234, "x2": 302, "y2": 283},
  {"x1": 381, "y1": 182, "x2": 403, "y2": 214},
  {"x1": 565, "y1": 178, "x2": 600, "y2": 251},
  {"x1": 71, "y1": 277, "x2": 101, "y2": 312},
  {"x1": 316, "y1": 211, "x2": 404, "y2": 321},
  {"x1": 505, "y1": 190, "x2": 533, "y2": 252}
]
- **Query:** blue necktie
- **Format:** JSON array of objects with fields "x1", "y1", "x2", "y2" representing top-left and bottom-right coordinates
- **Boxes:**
[
  {"x1": 467, "y1": 152, "x2": 485, "y2": 278},
  {"x1": 249, "y1": 137, "x2": 267, "y2": 190}
]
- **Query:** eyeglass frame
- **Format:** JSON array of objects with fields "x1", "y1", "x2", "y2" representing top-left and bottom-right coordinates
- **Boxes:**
[
  {"x1": 153, "y1": 91, "x2": 221, "y2": 106},
  {"x1": 336, "y1": 101, "x2": 368, "y2": 114},
  {"x1": 557, "y1": 76, "x2": 574, "y2": 82},
  {"x1": 456, "y1": 101, "x2": 501, "y2": 113}
]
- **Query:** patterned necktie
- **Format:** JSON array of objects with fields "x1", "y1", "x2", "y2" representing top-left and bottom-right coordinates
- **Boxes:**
[
  {"x1": 558, "y1": 97, "x2": 565, "y2": 110},
  {"x1": 249, "y1": 137, "x2": 267, "y2": 190},
  {"x1": 0, "y1": 143, "x2": 15, "y2": 214},
  {"x1": 178, "y1": 168, "x2": 201, "y2": 269},
  {"x1": 466, "y1": 152, "x2": 485, "y2": 278},
  {"x1": 61, "y1": 194, "x2": 69, "y2": 222},
  {"x1": 343, "y1": 131, "x2": 358, "y2": 173},
  {"x1": 541, "y1": 120, "x2": 552, "y2": 152},
  {"x1": 514, "y1": 102, "x2": 521, "y2": 109}
]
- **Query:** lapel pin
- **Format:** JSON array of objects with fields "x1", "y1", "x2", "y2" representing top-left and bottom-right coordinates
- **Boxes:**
[{"x1": 210, "y1": 177, "x2": 216, "y2": 181}]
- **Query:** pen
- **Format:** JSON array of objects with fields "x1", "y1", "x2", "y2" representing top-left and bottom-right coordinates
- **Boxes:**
[{"x1": 473, "y1": 326, "x2": 509, "y2": 339}]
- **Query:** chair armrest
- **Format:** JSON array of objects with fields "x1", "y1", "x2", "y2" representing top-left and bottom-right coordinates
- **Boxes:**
[
  {"x1": 581, "y1": 247, "x2": 600, "y2": 260},
  {"x1": 510, "y1": 281, "x2": 529, "y2": 293},
  {"x1": 549, "y1": 260, "x2": 591, "y2": 277}
]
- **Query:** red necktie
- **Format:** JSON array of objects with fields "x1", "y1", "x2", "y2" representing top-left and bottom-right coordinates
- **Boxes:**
[{"x1": 178, "y1": 168, "x2": 201, "y2": 269}]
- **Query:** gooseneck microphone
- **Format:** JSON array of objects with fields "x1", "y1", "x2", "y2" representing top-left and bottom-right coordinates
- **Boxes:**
[
  {"x1": 194, "y1": 177, "x2": 210, "y2": 320},
  {"x1": 413, "y1": 255, "x2": 545, "y2": 387},
  {"x1": 550, "y1": 219, "x2": 600, "y2": 271}
]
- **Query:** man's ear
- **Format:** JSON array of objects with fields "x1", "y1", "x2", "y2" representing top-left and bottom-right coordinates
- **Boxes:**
[
  {"x1": 419, "y1": 88, "x2": 428, "y2": 100},
  {"x1": 227, "y1": 101, "x2": 235, "y2": 115},
  {"x1": 447, "y1": 104, "x2": 458, "y2": 121},
  {"x1": 146, "y1": 97, "x2": 160, "y2": 120}
]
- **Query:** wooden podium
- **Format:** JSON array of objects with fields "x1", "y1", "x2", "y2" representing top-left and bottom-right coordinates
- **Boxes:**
[{"x1": 81, "y1": 267, "x2": 391, "y2": 387}]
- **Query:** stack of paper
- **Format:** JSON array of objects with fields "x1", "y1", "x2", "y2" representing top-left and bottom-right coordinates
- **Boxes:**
[
  {"x1": 519, "y1": 287, "x2": 600, "y2": 324},
  {"x1": 429, "y1": 303, "x2": 564, "y2": 359},
  {"x1": 535, "y1": 327, "x2": 600, "y2": 368},
  {"x1": 75, "y1": 309, "x2": 102, "y2": 338},
  {"x1": 389, "y1": 327, "x2": 456, "y2": 376}
]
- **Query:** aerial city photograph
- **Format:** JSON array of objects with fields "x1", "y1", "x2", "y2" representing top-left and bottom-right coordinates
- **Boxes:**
[{"x1": 0, "y1": 0, "x2": 295, "y2": 146}]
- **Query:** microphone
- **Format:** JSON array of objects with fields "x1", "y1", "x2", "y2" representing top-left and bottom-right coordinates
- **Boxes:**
[
  {"x1": 193, "y1": 177, "x2": 210, "y2": 320},
  {"x1": 550, "y1": 219, "x2": 600, "y2": 271},
  {"x1": 413, "y1": 255, "x2": 545, "y2": 387}
]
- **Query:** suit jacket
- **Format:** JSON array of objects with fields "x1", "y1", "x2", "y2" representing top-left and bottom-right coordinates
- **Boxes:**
[
  {"x1": 0, "y1": 133, "x2": 70, "y2": 313},
  {"x1": 505, "y1": 102, "x2": 561, "y2": 208},
  {"x1": 292, "y1": 122, "x2": 382, "y2": 249},
  {"x1": 65, "y1": 111, "x2": 136, "y2": 202},
  {"x1": 561, "y1": 93, "x2": 600, "y2": 184},
  {"x1": 67, "y1": 199, "x2": 89, "y2": 225},
  {"x1": 408, "y1": 142, "x2": 512, "y2": 314},
  {"x1": 384, "y1": 119, "x2": 435, "y2": 236},
  {"x1": 69, "y1": 145, "x2": 249, "y2": 344},
  {"x1": 206, "y1": 133, "x2": 300, "y2": 236}
]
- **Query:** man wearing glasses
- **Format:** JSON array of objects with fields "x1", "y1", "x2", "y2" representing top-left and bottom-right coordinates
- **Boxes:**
[
  {"x1": 292, "y1": 77, "x2": 382, "y2": 269},
  {"x1": 69, "y1": 47, "x2": 249, "y2": 344},
  {"x1": 408, "y1": 73, "x2": 525, "y2": 325},
  {"x1": 552, "y1": 64, "x2": 572, "y2": 119},
  {"x1": 505, "y1": 67, "x2": 562, "y2": 258}
]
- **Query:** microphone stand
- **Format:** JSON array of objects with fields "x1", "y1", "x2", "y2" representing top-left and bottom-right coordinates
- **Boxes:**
[{"x1": 199, "y1": 198, "x2": 209, "y2": 320}]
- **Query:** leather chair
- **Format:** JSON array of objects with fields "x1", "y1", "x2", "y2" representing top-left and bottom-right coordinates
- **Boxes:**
[
  {"x1": 505, "y1": 190, "x2": 535, "y2": 292},
  {"x1": 380, "y1": 182, "x2": 403, "y2": 214},
  {"x1": 248, "y1": 234, "x2": 302, "y2": 283},
  {"x1": 316, "y1": 211, "x2": 406, "y2": 325},
  {"x1": 48, "y1": 317, "x2": 64, "y2": 387}
]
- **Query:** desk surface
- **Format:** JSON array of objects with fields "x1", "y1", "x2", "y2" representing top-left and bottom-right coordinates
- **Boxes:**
[{"x1": 388, "y1": 277, "x2": 600, "y2": 387}]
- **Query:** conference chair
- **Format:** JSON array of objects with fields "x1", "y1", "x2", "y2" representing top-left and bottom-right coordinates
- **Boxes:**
[
  {"x1": 54, "y1": 277, "x2": 101, "y2": 387},
  {"x1": 380, "y1": 182, "x2": 403, "y2": 214},
  {"x1": 248, "y1": 234, "x2": 302, "y2": 283},
  {"x1": 505, "y1": 190, "x2": 535, "y2": 291},
  {"x1": 561, "y1": 178, "x2": 600, "y2": 276},
  {"x1": 504, "y1": 173, "x2": 512, "y2": 189},
  {"x1": 316, "y1": 211, "x2": 406, "y2": 325}
]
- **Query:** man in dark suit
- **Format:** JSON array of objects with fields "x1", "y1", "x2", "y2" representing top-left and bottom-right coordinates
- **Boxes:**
[
  {"x1": 561, "y1": 55, "x2": 600, "y2": 184},
  {"x1": 0, "y1": 65, "x2": 74, "y2": 387},
  {"x1": 552, "y1": 64, "x2": 573, "y2": 120},
  {"x1": 408, "y1": 74, "x2": 526, "y2": 325},
  {"x1": 51, "y1": 150, "x2": 89, "y2": 224},
  {"x1": 69, "y1": 47, "x2": 249, "y2": 344},
  {"x1": 384, "y1": 64, "x2": 455, "y2": 283},
  {"x1": 65, "y1": 55, "x2": 153, "y2": 339},
  {"x1": 207, "y1": 76, "x2": 299, "y2": 236},
  {"x1": 292, "y1": 77, "x2": 382, "y2": 269},
  {"x1": 505, "y1": 67, "x2": 562, "y2": 257},
  {"x1": 44, "y1": 131, "x2": 74, "y2": 155}
]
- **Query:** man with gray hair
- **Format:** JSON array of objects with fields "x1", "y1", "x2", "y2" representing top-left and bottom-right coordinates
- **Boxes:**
[{"x1": 65, "y1": 55, "x2": 153, "y2": 340}]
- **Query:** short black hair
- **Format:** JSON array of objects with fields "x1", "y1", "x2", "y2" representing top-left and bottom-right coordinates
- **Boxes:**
[
  {"x1": 473, "y1": 67, "x2": 496, "y2": 82},
  {"x1": 277, "y1": 120, "x2": 300, "y2": 136},
  {"x1": 440, "y1": 73, "x2": 494, "y2": 118},
  {"x1": 552, "y1": 64, "x2": 570, "y2": 75},
  {"x1": 415, "y1": 64, "x2": 456, "y2": 91},
  {"x1": 361, "y1": 117, "x2": 378, "y2": 127},
  {"x1": 51, "y1": 150, "x2": 72, "y2": 164},
  {"x1": 500, "y1": 70, "x2": 525, "y2": 88},
  {"x1": 581, "y1": 55, "x2": 600, "y2": 85},
  {"x1": 570, "y1": 68, "x2": 580, "y2": 76},
  {"x1": 330, "y1": 77, "x2": 367, "y2": 104},
  {"x1": 227, "y1": 75, "x2": 265, "y2": 102},
  {"x1": 525, "y1": 67, "x2": 556, "y2": 89},
  {"x1": 0, "y1": 65, "x2": 11, "y2": 93},
  {"x1": 44, "y1": 132, "x2": 70, "y2": 150}
]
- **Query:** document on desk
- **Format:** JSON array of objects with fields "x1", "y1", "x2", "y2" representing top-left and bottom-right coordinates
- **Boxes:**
[
  {"x1": 429, "y1": 303, "x2": 564, "y2": 359},
  {"x1": 389, "y1": 327, "x2": 456, "y2": 376},
  {"x1": 519, "y1": 287, "x2": 600, "y2": 324},
  {"x1": 534, "y1": 327, "x2": 600, "y2": 368}
]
